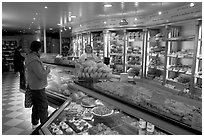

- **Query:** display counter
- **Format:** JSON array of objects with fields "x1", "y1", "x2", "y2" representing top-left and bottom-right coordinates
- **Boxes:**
[
  {"x1": 38, "y1": 92, "x2": 167, "y2": 135},
  {"x1": 38, "y1": 63, "x2": 201, "y2": 135}
]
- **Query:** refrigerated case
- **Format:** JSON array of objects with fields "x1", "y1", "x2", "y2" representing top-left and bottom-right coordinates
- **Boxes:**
[
  {"x1": 164, "y1": 20, "x2": 202, "y2": 100},
  {"x1": 39, "y1": 86, "x2": 168, "y2": 135},
  {"x1": 82, "y1": 32, "x2": 91, "y2": 50},
  {"x1": 144, "y1": 26, "x2": 166, "y2": 84},
  {"x1": 90, "y1": 31, "x2": 104, "y2": 60},
  {"x1": 108, "y1": 29, "x2": 126, "y2": 74},
  {"x1": 193, "y1": 20, "x2": 202, "y2": 93},
  {"x1": 34, "y1": 62, "x2": 201, "y2": 135},
  {"x1": 125, "y1": 29, "x2": 144, "y2": 77}
]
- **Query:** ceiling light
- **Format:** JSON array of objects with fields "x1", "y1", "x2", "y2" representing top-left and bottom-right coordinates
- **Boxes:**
[
  {"x1": 32, "y1": 22, "x2": 34, "y2": 24},
  {"x1": 158, "y1": 11, "x2": 162, "y2": 15},
  {"x1": 49, "y1": 28, "x2": 53, "y2": 30},
  {"x1": 104, "y1": 21, "x2": 107, "y2": 24},
  {"x1": 57, "y1": 23, "x2": 62, "y2": 26},
  {"x1": 80, "y1": 24, "x2": 82, "y2": 27},
  {"x1": 69, "y1": 27, "x2": 71, "y2": 29},
  {"x1": 190, "y1": 3, "x2": 194, "y2": 7},
  {"x1": 71, "y1": 15, "x2": 76, "y2": 18},
  {"x1": 45, "y1": 6, "x2": 48, "y2": 9},
  {"x1": 134, "y1": 17, "x2": 138, "y2": 21},
  {"x1": 104, "y1": 4, "x2": 112, "y2": 8},
  {"x1": 36, "y1": 13, "x2": 38, "y2": 15},
  {"x1": 33, "y1": 18, "x2": 36, "y2": 20}
]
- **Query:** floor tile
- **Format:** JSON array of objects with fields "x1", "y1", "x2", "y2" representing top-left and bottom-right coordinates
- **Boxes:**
[
  {"x1": 19, "y1": 129, "x2": 33, "y2": 135},
  {"x1": 15, "y1": 120, "x2": 32, "y2": 129},
  {"x1": 8, "y1": 101, "x2": 21, "y2": 106},
  {"x1": 2, "y1": 110, "x2": 13, "y2": 116},
  {"x1": 2, "y1": 116, "x2": 13, "y2": 123},
  {"x1": 4, "y1": 118, "x2": 24, "y2": 127},
  {"x1": 6, "y1": 106, "x2": 23, "y2": 111},
  {"x1": 2, "y1": 125, "x2": 12, "y2": 133},
  {"x1": 16, "y1": 114, "x2": 31, "y2": 120},
  {"x1": 2, "y1": 104, "x2": 13, "y2": 109},
  {"x1": 6, "y1": 111, "x2": 23, "y2": 118},
  {"x1": 3, "y1": 127, "x2": 24, "y2": 135}
]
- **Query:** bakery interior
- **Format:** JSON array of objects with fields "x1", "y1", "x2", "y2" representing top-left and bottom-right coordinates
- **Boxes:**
[{"x1": 2, "y1": 2, "x2": 202, "y2": 135}]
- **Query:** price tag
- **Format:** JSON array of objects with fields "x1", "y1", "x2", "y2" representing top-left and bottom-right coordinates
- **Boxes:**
[{"x1": 151, "y1": 91, "x2": 166, "y2": 105}]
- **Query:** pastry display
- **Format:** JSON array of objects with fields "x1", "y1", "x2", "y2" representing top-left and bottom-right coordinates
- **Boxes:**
[
  {"x1": 83, "y1": 108, "x2": 93, "y2": 120},
  {"x1": 88, "y1": 123, "x2": 119, "y2": 135},
  {"x1": 92, "y1": 106, "x2": 114, "y2": 117},
  {"x1": 93, "y1": 81, "x2": 201, "y2": 127},
  {"x1": 76, "y1": 60, "x2": 112, "y2": 80},
  {"x1": 81, "y1": 97, "x2": 96, "y2": 107}
]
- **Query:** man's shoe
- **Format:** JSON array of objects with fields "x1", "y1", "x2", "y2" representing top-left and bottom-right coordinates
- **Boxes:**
[{"x1": 32, "y1": 124, "x2": 39, "y2": 130}]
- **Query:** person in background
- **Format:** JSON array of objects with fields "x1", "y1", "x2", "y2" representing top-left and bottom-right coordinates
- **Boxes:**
[
  {"x1": 14, "y1": 46, "x2": 24, "y2": 76},
  {"x1": 25, "y1": 41, "x2": 51, "y2": 129},
  {"x1": 78, "y1": 44, "x2": 101, "y2": 63}
]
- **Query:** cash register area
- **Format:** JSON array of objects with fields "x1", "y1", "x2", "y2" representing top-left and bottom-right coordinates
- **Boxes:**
[{"x1": 2, "y1": 72, "x2": 55, "y2": 135}]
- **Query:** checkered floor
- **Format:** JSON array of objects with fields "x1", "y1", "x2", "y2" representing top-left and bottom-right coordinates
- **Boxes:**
[{"x1": 2, "y1": 72, "x2": 56, "y2": 135}]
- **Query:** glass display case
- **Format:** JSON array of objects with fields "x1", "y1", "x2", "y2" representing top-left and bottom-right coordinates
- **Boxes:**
[
  {"x1": 125, "y1": 29, "x2": 144, "y2": 78},
  {"x1": 40, "y1": 88, "x2": 167, "y2": 135},
  {"x1": 145, "y1": 27, "x2": 166, "y2": 83},
  {"x1": 36, "y1": 62, "x2": 201, "y2": 135},
  {"x1": 91, "y1": 31, "x2": 104, "y2": 60},
  {"x1": 72, "y1": 35, "x2": 80, "y2": 57},
  {"x1": 194, "y1": 21, "x2": 202, "y2": 91},
  {"x1": 165, "y1": 22, "x2": 196, "y2": 93},
  {"x1": 82, "y1": 32, "x2": 91, "y2": 51},
  {"x1": 108, "y1": 30, "x2": 125, "y2": 74}
]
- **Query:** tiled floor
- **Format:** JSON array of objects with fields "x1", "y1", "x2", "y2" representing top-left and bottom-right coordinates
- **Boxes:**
[{"x1": 2, "y1": 72, "x2": 56, "y2": 135}]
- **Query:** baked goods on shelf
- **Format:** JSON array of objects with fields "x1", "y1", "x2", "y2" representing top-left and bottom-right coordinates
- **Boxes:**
[
  {"x1": 88, "y1": 123, "x2": 119, "y2": 135},
  {"x1": 93, "y1": 81, "x2": 201, "y2": 128}
]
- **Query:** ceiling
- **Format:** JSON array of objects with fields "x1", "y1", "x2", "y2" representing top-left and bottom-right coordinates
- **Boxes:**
[{"x1": 2, "y1": 2, "x2": 194, "y2": 35}]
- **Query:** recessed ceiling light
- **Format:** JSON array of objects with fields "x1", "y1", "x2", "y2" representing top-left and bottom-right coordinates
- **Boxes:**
[
  {"x1": 104, "y1": 4, "x2": 112, "y2": 8},
  {"x1": 80, "y1": 24, "x2": 82, "y2": 27},
  {"x1": 104, "y1": 21, "x2": 107, "y2": 24},
  {"x1": 69, "y1": 27, "x2": 71, "y2": 29},
  {"x1": 33, "y1": 18, "x2": 36, "y2": 20},
  {"x1": 190, "y1": 3, "x2": 194, "y2": 7},
  {"x1": 134, "y1": 17, "x2": 138, "y2": 21},
  {"x1": 158, "y1": 11, "x2": 162, "y2": 15},
  {"x1": 45, "y1": 6, "x2": 48, "y2": 9},
  {"x1": 49, "y1": 28, "x2": 53, "y2": 30},
  {"x1": 71, "y1": 15, "x2": 76, "y2": 18}
]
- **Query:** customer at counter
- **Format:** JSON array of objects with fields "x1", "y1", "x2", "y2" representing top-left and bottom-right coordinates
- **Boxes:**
[{"x1": 25, "y1": 41, "x2": 50, "y2": 129}]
